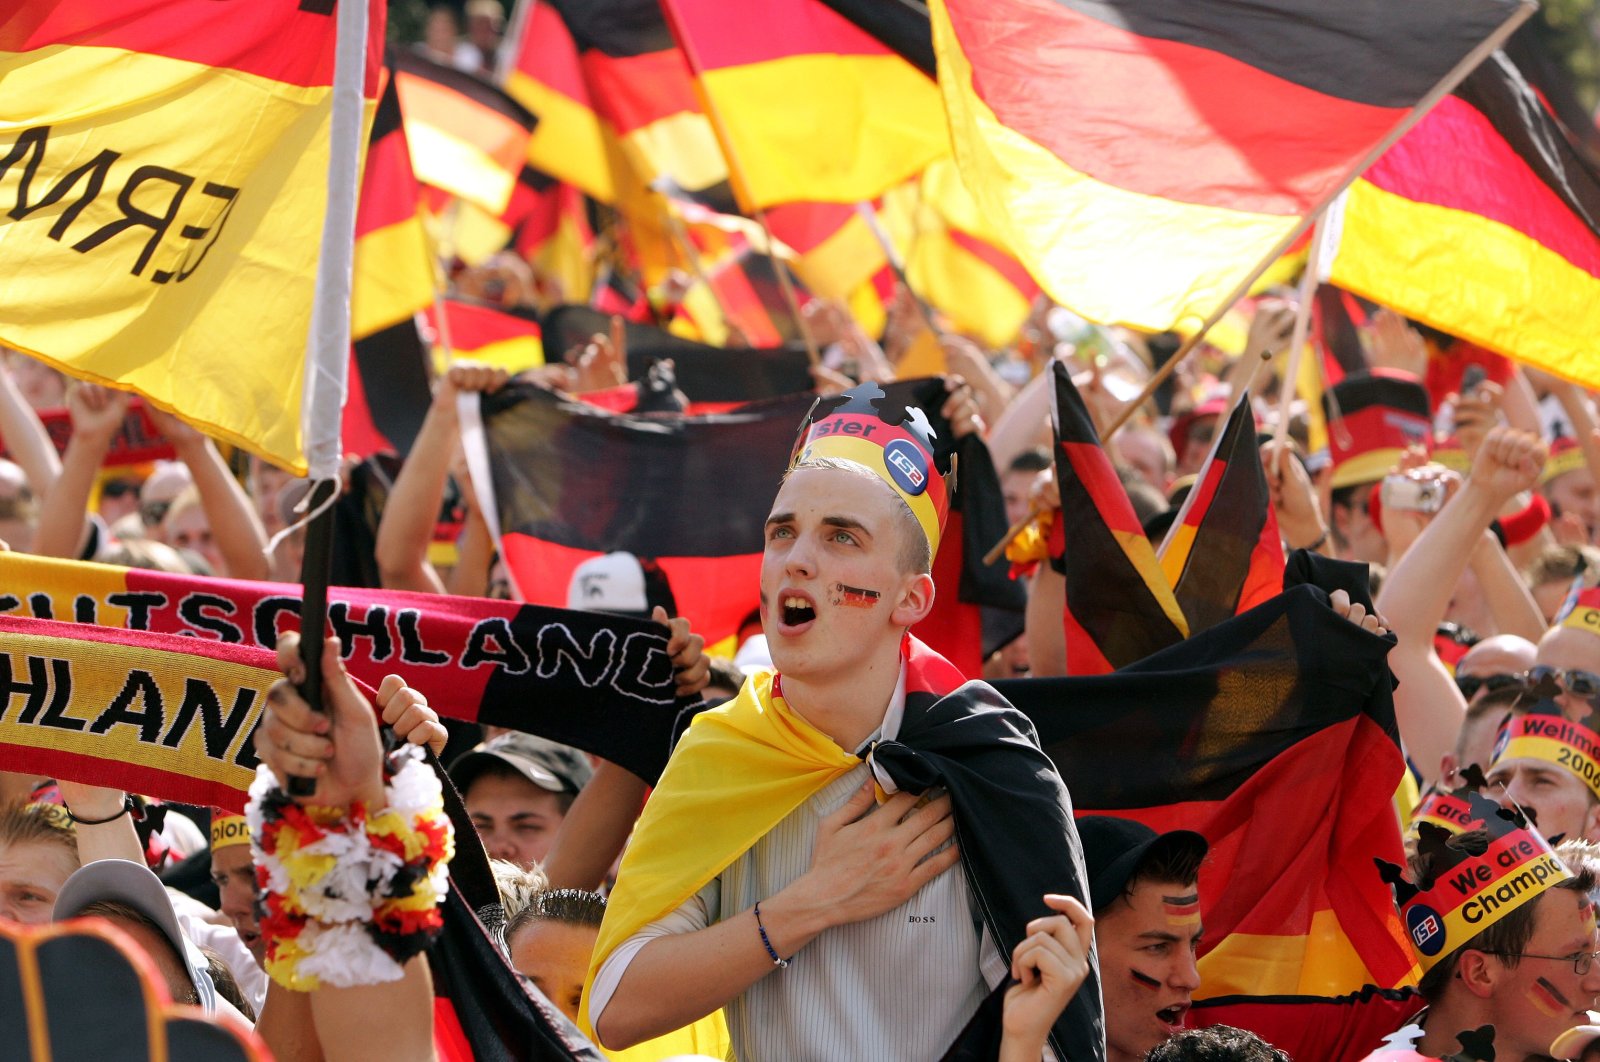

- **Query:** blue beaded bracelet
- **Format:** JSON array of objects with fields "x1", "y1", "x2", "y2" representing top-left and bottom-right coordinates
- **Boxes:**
[{"x1": 754, "y1": 901, "x2": 790, "y2": 969}]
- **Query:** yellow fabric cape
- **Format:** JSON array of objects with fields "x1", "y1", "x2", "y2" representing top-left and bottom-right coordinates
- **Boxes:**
[{"x1": 578, "y1": 668, "x2": 861, "y2": 1039}]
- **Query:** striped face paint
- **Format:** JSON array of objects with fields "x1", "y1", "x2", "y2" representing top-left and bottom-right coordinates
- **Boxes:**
[
  {"x1": 1528, "y1": 975, "x2": 1572, "y2": 1018},
  {"x1": 1581, "y1": 899, "x2": 1597, "y2": 940},
  {"x1": 1162, "y1": 893, "x2": 1201, "y2": 928},
  {"x1": 1130, "y1": 968, "x2": 1162, "y2": 989},
  {"x1": 833, "y1": 583, "x2": 882, "y2": 608}
]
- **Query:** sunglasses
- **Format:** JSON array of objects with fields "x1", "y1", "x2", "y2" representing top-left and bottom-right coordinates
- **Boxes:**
[
  {"x1": 1454, "y1": 672, "x2": 1527, "y2": 699},
  {"x1": 1525, "y1": 665, "x2": 1600, "y2": 698},
  {"x1": 101, "y1": 480, "x2": 140, "y2": 499}
]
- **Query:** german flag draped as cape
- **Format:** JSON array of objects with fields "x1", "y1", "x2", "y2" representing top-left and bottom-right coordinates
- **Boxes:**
[
  {"x1": 0, "y1": 0, "x2": 386, "y2": 474},
  {"x1": 927, "y1": 0, "x2": 1529, "y2": 332},
  {"x1": 582, "y1": 635, "x2": 1105, "y2": 1061}
]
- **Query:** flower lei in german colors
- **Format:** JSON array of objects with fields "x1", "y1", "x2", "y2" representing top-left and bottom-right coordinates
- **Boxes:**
[{"x1": 246, "y1": 743, "x2": 454, "y2": 990}]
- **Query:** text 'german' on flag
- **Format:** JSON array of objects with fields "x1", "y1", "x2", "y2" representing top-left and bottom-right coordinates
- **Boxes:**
[
  {"x1": 1051, "y1": 361, "x2": 1186, "y2": 675},
  {"x1": 391, "y1": 48, "x2": 535, "y2": 216},
  {"x1": 1324, "y1": 42, "x2": 1600, "y2": 390},
  {"x1": 928, "y1": 0, "x2": 1531, "y2": 333},
  {"x1": 424, "y1": 297, "x2": 545, "y2": 375},
  {"x1": 0, "y1": 0, "x2": 385, "y2": 474},
  {"x1": 463, "y1": 381, "x2": 815, "y2": 650},
  {"x1": 999, "y1": 557, "x2": 1418, "y2": 1062},
  {"x1": 660, "y1": 0, "x2": 948, "y2": 211},
  {"x1": 346, "y1": 62, "x2": 436, "y2": 460},
  {"x1": 1158, "y1": 394, "x2": 1284, "y2": 636}
]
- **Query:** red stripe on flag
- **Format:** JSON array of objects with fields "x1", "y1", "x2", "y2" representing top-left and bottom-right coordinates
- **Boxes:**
[
  {"x1": 1363, "y1": 94, "x2": 1600, "y2": 279},
  {"x1": 515, "y1": 2, "x2": 592, "y2": 104},
  {"x1": 582, "y1": 50, "x2": 701, "y2": 135},
  {"x1": 942, "y1": 0, "x2": 1404, "y2": 215},
  {"x1": 1181, "y1": 460, "x2": 1226, "y2": 529},
  {"x1": 947, "y1": 228, "x2": 1040, "y2": 300},
  {"x1": 1061, "y1": 440, "x2": 1144, "y2": 537}
]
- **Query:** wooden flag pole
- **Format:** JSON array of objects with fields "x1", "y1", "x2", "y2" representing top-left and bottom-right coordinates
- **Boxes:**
[
  {"x1": 853, "y1": 200, "x2": 945, "y2": 337},
  {"x1": 1271, "y1": 221, "x2": 1325, "y2": 475}
]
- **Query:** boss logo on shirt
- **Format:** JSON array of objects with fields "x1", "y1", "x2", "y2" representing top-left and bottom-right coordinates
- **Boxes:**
[{"x1": 906, "y1": 914, "x2": 936, "y2": 924}]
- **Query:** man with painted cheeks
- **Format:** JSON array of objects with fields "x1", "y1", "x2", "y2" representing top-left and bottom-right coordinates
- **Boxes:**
[{"x1": 584, "y1": 383, "x2": 1106, "y2": 1060}]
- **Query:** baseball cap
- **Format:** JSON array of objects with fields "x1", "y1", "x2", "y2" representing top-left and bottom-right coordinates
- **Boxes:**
[
  {"x1": 1552, "y1": 1022, "x2": 1600, "y2": 1059},
  {"x1": 567, "y1": 552, "x2": 649, "y2": 615},
  {"x1": 54, "y1": 858, "x2": 217, "y2": 1012},
  {"x1": 449, "y1": 732, "x2": 593, "y2": 797},
  {"x1": 1077, "y1": 816, "x2": 1209, "y2": 914}
]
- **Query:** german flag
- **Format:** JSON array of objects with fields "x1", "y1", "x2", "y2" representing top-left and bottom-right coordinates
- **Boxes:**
[
  {"x1": 927, "y1": 0, "x2": 1530, "y2": 332},
  {"x1": 423, "y1": 298, "x2": 544, "y2": 375},
  {"x1": 765, "y1": 201, "x2": 889, "y2": 312},
  {"x1": 998, "y1": 560, "x2": 1421, "y2": 1061},
  {"x1": 1051, "y1": 361, "x2": 1187, "y2": 674},
  {"x1": 1325, "y1": 46, "x2": 1600, "y2": 389},
  {"x1": 464, "y1": 381, "x2": 814, "y2": 650},
  {"x1": 391, "y1": 49, "x2": 535, "y2": 217},
  {"x1": 502, "y1": 0, "x2": 617, "y2": 203},
  {"x1": 546, "y1": 0, "x2": 735, "y2": 215},
  {"x1": 345, "y1": 65, "x2": 436, "y2": 460},
  {"x1": 0, "y1": 0, "x2": 385, "y2": 474},
  {"x1": 1159, "y1": 395, "x2": 1284, "y2": 636},
  {"x1": 660, "y1": 0, "x2": 947, "y2": 211},
  {"x1": 451, "y1": 164, "x2": 595, "y2": 306}
]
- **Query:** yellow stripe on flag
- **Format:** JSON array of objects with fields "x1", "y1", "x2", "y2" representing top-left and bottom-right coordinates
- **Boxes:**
[
  {"x1": 1113, "y1": 526, "x2": 1190, "y2": 638},
  {"x1": 700, "y1": 54, "x2": 948, "y2": 210},
  {"x1": 433, "y1": 335, "x2": 544, "y2": 376},
  {"x1": 352, "y1": 213, "x2": 434, "y2": 338},
  {"x1": 0, "y1": 45, "x2": 368, "y2": 474},
  {"x1": 505, "y1": 70, "x2": 618, "y2": 204},
  {"x1": 1329, "y1": 178, "x2": 1600, "y2": 390},
  {"x1": 1196, "y1": 909, "x2": 1402, "y2": 999},
  {"x1": 929, "y1": 0, "x2": 1296, "y2": 333}
]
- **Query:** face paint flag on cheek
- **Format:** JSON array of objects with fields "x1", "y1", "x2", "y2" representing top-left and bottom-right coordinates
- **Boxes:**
[
  {"x1": 834, "y1": 583, "x2": 881, "y2": 608},
  {"x1": 1130, "y1": 968, "x2": 1163, "y2": 989},
  {"x1": 1528, "y1": 975, "x2": 1573, "y2": 1018}
]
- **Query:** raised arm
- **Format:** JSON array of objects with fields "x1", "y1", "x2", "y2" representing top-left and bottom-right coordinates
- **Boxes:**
[
  {"x1": 0, "y1": 363, "x2": 60, "y2": 498},
  {"x1": 1376, "y1": 428, "x2": 1547, "y2": 783},
  {"x1": 32, "y1": 384, "x2": 127, "y2": 558},
  {"x1": 147, "y1": 407, "x2": 270, "y2": 580},
  {"x1": 376, "y1": 364, "x2": 508, "y2": 595}
]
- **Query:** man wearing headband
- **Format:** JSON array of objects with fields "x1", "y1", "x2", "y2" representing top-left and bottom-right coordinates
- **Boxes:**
[
  {"x1": 208, "y1": 811, "x2": 261, "y2": 964},
  {"x1": 585, "y1": 383, "x2": 1103, "y2": 1060},
  {"x1": 1365, "y1": 787, "x2": 1600, "y2": 1059},
  {"x1": 1486, "y1": 594, "x2": 1600, "y2": 844}
]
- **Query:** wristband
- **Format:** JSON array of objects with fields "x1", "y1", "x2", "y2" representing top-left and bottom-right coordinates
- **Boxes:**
[
  {"x1": 1493, "y1": 492, "x2": 1551, "y2": 548},
  {"x1": 754, "y1": 901, "x2": 790, "y2": 969},
  {"x1": 248, "y1": 744, "x2": 454, "y2": 991},
  {"x1": 66, "y1": 794, "x2": 136, "y2": 826}
]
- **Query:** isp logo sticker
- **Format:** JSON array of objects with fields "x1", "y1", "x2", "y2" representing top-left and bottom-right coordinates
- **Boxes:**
[
  {"x1": 1406, "y1": 904, "x2": 1446, "y2": 957},
  {"x1": 883, "y1": 439, "x2": 928, "y2": 496}
]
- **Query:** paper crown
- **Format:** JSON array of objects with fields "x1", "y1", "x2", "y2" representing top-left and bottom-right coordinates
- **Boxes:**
[
  {"x1": 791, "y1": 383, "x2": 950, "y2": 555},
  {"x1": 1323, "y1": 370, "x2": 1432, "y2": 489},
  {"x1": 1410, "y1": 766, "x2": 1491, "y2": 839},
  {"x1": 1490, "y1": 671, "x2": 1600, "y2": 802},
  {"x1": 1379, "y1": 786, "x2": 1571, "y2": 971},
  {"x1": 1542, "y1": 435, "x2": 1588, "y2": 486},
  {"x1": 210, "y1": 812, "x2": 250, "y2": 851}
]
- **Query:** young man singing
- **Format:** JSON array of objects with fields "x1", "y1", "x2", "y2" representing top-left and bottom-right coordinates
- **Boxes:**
[{"x1": 583, "y1": 384, "x2": 1104, "y2": 1060}]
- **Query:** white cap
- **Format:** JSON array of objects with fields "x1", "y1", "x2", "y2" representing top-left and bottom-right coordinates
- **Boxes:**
[
  {"x1": 733, "y1": 634, "x2": 772, "y2": 675},
  {"x1": 54, "y1": 858, "x2": 216, "y2": 1012},
  {"x1": 1553, "y1": 1021, "x2": 1600, "y2": 1059},
  {"x1": 566, "y1": 552, "x2": 648, "y2": 614}
]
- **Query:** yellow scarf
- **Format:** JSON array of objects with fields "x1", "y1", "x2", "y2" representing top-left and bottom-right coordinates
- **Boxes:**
[{"x1": 579, "y1": 668, "x2": 861, "y2": 1039}]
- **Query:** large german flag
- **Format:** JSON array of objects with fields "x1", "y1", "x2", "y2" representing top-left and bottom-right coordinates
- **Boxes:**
[
  {"x1": 999, "y1": 560, "x2": 1420, "y2": 1061},
  {"x1": 1159, "y1": 395, "x2": 1284, "y2": 636},
  {"x1": 928, "y1": 0, "x2": 1530, "y2": 332},
  {"x1": 391, "y1": 49, "x2": 535, "y2": 217},
  {"x1": 1325, "y1": 46, "x2": 1600, "y2": 388},
  {"x1": 463, "y1": 381, "x2": 813, "y2": 650},
  {"x1": 1051, "y1": 361, "x2": 1187, "y2": 674},
  {"x1": 660, "y1": 0, "x2": 947, "y2": 211},
  {"x1": 0, "y1": 0, "x2": 384, "y2": 474}
]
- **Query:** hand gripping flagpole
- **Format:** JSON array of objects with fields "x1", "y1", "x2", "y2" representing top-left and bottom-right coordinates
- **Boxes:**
[{"x1": 287, "y1": 0, "x2": 370, "y2": 797}]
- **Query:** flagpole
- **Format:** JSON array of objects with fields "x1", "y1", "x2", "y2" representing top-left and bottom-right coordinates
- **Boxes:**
[
  {"x1": 1099, "y1": 0, "x2": 1535, "y2": 441},
  {"x1": 494, "y1": 0, "x2": 532, "y2": 86},
  {"x1": 288, "y1": 0, "x2": 370, "y2": 796},
  {"x1": 1270, "y1": 220, "x2": 1325, "y2": 474},
  {"x1": 660, "y1": 204, "x2": 737, "y2": 340},
  {"x1": 661, "y1": 6, "x2": 821, "y2": 366},
  {"x1": 853, "y1": 200, "x2": 944, "y2": 336}
]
